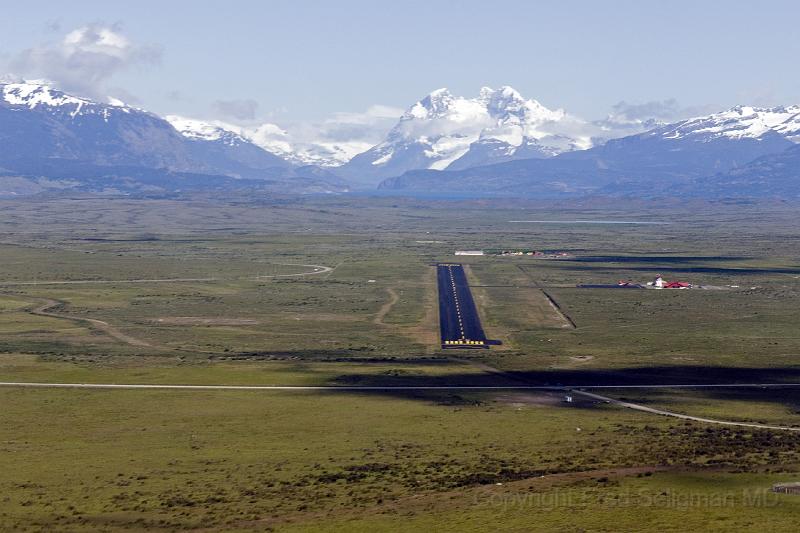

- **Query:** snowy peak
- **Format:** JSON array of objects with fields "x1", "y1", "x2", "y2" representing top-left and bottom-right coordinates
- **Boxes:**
[
  {"x1": 480, "y1": 85, "x2": 565, "y2": 124},
  {"x1": 244, "y1": 122, "x2": 348, "y2": 167},
  {"x1": 161, "y1": 115, "x2": 294, "y2": 171},
  {"x1": 339, "y1": 85, "x2": 591, "y2": 182},
  {"x1": 403, "y1": 88, "x2": 487, "y2": 122},
  {"x1": 2, "y1": 81, "x2": 91, "y2": 109},
  {"x1": 165, "y1": 116, "x2": 365, "y2": 167},
  {"x1": 657, "y1": 105, "x2": 800, "y2": 142},
  {"x1": 407, "y1": 88, "x2": 452, "y2": 118},
  {"x1": 396, "y1": 85, "x2": 582, "y2": 149},
  {"x1": 165, "y1": 115, "x2": 249, "y2": 146},
  {"x1": 479, "y1": 85, "x2": 518, "y2": 102},
  {"x1": 476, "y1": 86, "x2": 578, "y2": 152},
  {"x1": 1, "y1": 81, "x2": 136, "y2": 123},
  {"x1": 399, "y1": 85, "x2": 564, "y2": 127},
  {"x1": 0, "y1": 81, "x2": 313, "y2": 189}
]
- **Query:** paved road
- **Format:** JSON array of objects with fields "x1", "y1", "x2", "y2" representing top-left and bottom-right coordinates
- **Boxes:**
[
  {"x1": 3, "y1": 381, "x2": 800, "y2": 431},
  {"x1": 3, "y1": 382, "x2": 800, "y2": 391},
  {"x1": 437, "y1": 263, "x2": 488, "y2": 349},
  {"x1": 572, "y1": 389, "x2": 800, "y2": 432}
]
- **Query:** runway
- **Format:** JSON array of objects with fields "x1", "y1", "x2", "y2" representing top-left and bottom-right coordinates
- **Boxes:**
[{"x1": 437, "y1": 263, "x2": 490, "y2": 349}]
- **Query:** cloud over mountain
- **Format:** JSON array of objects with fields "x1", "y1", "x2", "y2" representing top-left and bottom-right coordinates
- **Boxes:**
[
  {"x1": 595, "y1": 99, "x2": 720, "y2": 135},
  {"x1": 337, "y1": 86, "x2": 597, "y2": 184},
  {"x1": 7, "y1": 23, "x2": 161, "y2": 99},
  {"x1": 212, "y1": 98, "x2": 259, "y2": 121},
  {"x1": 237, "y1": 104, "x2": 403, "y2": 167}
]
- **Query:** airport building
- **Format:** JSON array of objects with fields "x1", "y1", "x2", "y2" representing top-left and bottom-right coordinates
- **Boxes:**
[
  {"x1": 773, "y1": 483, "x2": 800, "y2": 495},
  {"x1": 454, "y1": 250, "x2": 484, "y2": 256}
]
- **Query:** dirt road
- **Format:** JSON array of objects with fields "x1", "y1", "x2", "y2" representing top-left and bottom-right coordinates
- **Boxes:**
[
  {"x1": 373, "y1": 288, "x2": 399, "y2": 325},
  {"x1": 29, "y1": 298, "x2": 152, "y2": 348},
  {"x1": 0, "y1": 263, "x2": 333, "y2": 286}
]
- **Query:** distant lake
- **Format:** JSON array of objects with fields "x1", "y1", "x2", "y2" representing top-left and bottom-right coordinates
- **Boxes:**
[{"x1": 508, "y1": 220, "x2": 671, "y2": 225}]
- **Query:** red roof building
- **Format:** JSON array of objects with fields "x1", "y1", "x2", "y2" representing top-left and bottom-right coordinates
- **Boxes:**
[{"x1": 663, "y1": 281, "x2": 691, "y2": 289}]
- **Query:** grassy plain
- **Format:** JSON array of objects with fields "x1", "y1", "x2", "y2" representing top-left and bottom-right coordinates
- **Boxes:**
[{"x1": 2, "y1": 195, "x2": 800, "y2": 530}]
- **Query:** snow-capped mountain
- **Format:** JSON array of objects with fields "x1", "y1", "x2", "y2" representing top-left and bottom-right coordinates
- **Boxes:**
[
  {"x1": 559, "y1": 105, "x2": 800, "y2": 173},
  {"x1": 7, "y1": 80, "x2": 800, "y2": 198},
  {"x1": 3, "y1": 80, "x2": 131, "y2": 115},
  {"x1": 166, "y1": 115, "x2": 250, "y2": 144},
  {"x1": 380, "y1": 104, "x2": 800, "y2": 196},
  {"x1": 244, "y1": 122, "x2": 371, "y2": 167},
  {"x1": 1, "y1": 81, "x2": 194, "y2": 170},
  {"x1": 338, "y1": 86, "x2": 592, "y2": 185},
  {"x1": 651, "y1": 105, "x2": 800, "y2": 143},
  {"x1": 165, "y1": 115, "x2": 291, "y2": 176},
  {"x1": 0, "y1": 81, "x2": 346, "y2": 195},
  {"x1": 289, "y1": 141, "x2": 375, "y2": 167},
  {"x1": 164, "y1": 117, "x2": 369, "y2": 168}
]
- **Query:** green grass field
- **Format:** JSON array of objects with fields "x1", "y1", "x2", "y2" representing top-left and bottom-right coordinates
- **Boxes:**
[{"x1": 2, "y1": 195, "x2": 800, "y2": 531}]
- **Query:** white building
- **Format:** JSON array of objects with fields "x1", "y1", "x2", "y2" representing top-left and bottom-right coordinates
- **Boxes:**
[{"x1": 455, "y1": 250, "x2": 484, "y2": 256}]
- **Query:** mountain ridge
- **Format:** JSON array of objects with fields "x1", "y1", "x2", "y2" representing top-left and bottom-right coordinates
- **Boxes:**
[
  {"x1": 379, "y1": 104, "x2": 800, "y2": 197},
  {"x1": 0, "y1": 82, "x2": 347, "y2": 196},
  {"x1": 4, "y1": 80, "x2": 800, "y2": 199},
  {"x1": 336, "y1": 86, "x2": 593, "y2": 186}
]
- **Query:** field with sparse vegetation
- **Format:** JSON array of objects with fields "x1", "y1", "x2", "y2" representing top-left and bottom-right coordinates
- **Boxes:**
[{"x1": 3, "y1": 195, "x2": 800, "y2": 531}]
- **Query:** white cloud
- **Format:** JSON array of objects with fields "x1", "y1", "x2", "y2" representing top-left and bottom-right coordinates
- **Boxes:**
[
  {"x1": 247, "y1": 123, "x2": 294, "y2": 155},
  {"x1": 327, "y1": 104, "x2": 405, "y2": 124},
  {"x1": 595, "y1": 99, "x2": 719, "y2": 135},
  {"x1": 303, "y1": 104, "x2": 405, "y2": 143},
  {"x1": 7, "y1": 23, "x2": 161, "y2": 98},
  {"x1": 236, "y1": 104, "x2": 404, "y2": 165},
  {"x1": 213, "y1": 98, "x2": 259, "y2": 121}
]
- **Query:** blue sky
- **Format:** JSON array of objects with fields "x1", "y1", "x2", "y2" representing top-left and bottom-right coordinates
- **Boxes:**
[{"x1": 1, "y1": 0, "x2": 798, "y2": 125}]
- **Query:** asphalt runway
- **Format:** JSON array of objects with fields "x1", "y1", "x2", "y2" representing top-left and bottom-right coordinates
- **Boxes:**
[{"x1": 437, "y1": 263, "x2": 489, "y2": 349}]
